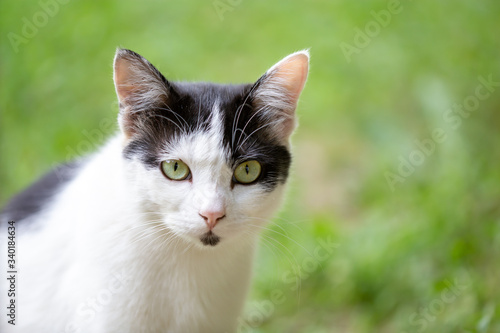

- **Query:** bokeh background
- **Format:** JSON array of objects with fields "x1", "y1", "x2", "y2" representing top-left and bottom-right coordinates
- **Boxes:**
[{"x1": 1, "y1": 1, "x2": 499, "y2": 332}]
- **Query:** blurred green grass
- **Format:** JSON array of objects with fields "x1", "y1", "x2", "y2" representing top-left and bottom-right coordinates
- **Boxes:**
[{"x1": 1, "y1": 0, "x2": 500, "y2": 332}]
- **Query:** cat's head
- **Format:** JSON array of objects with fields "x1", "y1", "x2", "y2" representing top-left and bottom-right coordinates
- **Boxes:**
[{"x1": 113, "y1": 49, "x2": 308, "y2": 248}]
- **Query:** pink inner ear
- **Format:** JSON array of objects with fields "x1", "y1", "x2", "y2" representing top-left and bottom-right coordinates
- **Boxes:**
[
  {"x1": 114, "y1": 58, "x2": 139, "y2": 103},
  {"x1": 250, "y1": 51, "x2": 310, "y2": 142},
  {"x1": 272, "y1": 52, "x2": 309, "y2": 103}
]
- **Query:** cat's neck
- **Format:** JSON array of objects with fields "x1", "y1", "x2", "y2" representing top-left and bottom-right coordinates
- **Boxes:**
[{"x1": 92, "y1": 214, "x2": 257, "y2": 332}]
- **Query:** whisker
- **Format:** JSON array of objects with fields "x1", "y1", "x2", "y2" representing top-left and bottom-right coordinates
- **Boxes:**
[
  {"x1": 257, "y1": 232, "x2": 303, "y2": 295},
  {"x1": 235, "y1": 106, "x2": 266, "y2": 148},
  {"x1": 245, "y1": 221, "x2": 314, "y2": 258},
  {"x1": 146, "y1": 113, "x2": 187, "y2": 135},
  {"x1": 236, "y1": 119, "x2": 283, "y2": 152},
  {"x1": 154, "y1": 105, "x2": 189, "y2": 129},
  {"x1": 232, "y1": 83, "x2": 259, "y2": 149}
]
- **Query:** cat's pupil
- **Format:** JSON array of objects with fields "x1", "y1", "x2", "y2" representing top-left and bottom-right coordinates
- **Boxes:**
[
  {"x1": 174, "y1": 162, "x2": 178, "y2": 172},
  {"x1": 245, "y1": 164, "x2": 249, "y2": 174}
]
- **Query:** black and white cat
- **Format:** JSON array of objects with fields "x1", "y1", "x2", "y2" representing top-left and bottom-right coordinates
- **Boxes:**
[{"x1": 0, "y1": 49, "x2": 309, "y2": 332}]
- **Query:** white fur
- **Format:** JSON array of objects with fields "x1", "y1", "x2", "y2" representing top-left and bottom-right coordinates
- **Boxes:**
[{"x1": 0, "y1": 103, "x2": 286, "y2": 333}]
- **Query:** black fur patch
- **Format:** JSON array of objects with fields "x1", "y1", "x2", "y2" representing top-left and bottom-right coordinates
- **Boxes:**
[
  {"x1": 200, "y1": 230, "x2": 221, "y2": 246},
  {"x1": 1, "y1": 161, "x2": 82, "y2": 223}
]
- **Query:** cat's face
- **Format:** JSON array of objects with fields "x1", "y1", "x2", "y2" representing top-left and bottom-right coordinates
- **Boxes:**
[{"x1": 114, "y1": 49, "x2": 308, "y2": 248}]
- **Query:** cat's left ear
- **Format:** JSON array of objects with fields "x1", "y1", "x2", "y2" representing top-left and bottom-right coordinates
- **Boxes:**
[
  {"x1": 251, "y1": 50, "x2": 309, "y2": 142},
  {"x1": 113, "y1": 48, "x2": 173, "y2": 139}
]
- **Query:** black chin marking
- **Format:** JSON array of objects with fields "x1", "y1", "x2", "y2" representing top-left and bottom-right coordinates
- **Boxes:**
[{"x1": 200, "y1": 231, "x2": 220, "y2": 246}]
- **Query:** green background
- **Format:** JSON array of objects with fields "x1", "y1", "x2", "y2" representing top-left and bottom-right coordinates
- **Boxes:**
[{"x1": 1, "y1": 0, "x2": 499, "y2": 332}]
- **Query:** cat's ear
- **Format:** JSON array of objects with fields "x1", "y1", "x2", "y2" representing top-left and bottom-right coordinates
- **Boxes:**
[
  {"x1": 250, "y1": 50, "x2": 309, "y2": 142},
  {"x1": 113, "y1": 48, "x2": 171, "y2": 139}
]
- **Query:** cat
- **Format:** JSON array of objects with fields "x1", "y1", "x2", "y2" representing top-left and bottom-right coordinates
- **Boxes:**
[{"x1": 0, "y1": 48, "x2": 309, "y2": 333}]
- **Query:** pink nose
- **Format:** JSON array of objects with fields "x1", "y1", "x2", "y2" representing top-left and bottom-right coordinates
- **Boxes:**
[{"x1": 199, "y1": 210, "x2": 226, "y2": 230}]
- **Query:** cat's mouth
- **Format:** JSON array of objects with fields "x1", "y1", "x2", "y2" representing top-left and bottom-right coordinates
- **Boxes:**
[{"x1": 200, "y1": 231, "x2": 220, "y2": 246}]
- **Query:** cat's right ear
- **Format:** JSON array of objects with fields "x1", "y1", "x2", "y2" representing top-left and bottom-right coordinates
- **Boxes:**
[
  {"x1": 249, "y1": 50, "x2": 309, "y2": 143},
  {"x1": 113, "y1": 48, "x2": 171, "y2": 139}
]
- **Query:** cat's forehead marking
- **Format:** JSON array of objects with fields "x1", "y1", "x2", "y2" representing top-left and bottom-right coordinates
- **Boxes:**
[
  {"x1": 184, "y1": 100, "x2": 232, "y2": 187},
  {"x1": 195, "y1": 99, "x2": 225, "y2": 164},
  {"x1": 163, "y1": 100, "x2": 228, "y2": 171},
  {"x1": 209, "y1": 99, "x2": 223, "y2": 137}
]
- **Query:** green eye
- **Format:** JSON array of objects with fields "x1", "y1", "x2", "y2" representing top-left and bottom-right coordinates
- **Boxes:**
[
  {"x1": 161, "y1": 160, "x2": 190, "y2": 181},
  {"x1": 233, "y1": 160, "x2": 262, "y2": 184}
]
